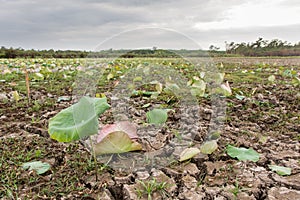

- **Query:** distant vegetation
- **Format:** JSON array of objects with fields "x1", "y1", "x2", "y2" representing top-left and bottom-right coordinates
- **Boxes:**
[
  {"x1": 0, "y1": 47, "x2": 89, "y2": 59},
  {"x1": 1, "y1": 38, "x2": 299, "y2": 58},
  {"x1": 225, "y1": 38, "x2": 300, "y2": 56}
]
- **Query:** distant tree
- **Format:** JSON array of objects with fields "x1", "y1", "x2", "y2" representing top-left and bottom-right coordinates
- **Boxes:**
[
  {"x1": 209, "y1": 45, "x2": 220, "y2": 51},
  {"x1": 5, "y1": 47, "x2": 17, "y2": 58},
  {"x1": 226, "y1": 37, "x2": 300, "y2": 56}
]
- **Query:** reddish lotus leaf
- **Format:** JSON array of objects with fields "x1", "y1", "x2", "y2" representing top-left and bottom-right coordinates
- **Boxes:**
[{"x1": 97, "y1": 121, "x2": 138, "y2": 143}]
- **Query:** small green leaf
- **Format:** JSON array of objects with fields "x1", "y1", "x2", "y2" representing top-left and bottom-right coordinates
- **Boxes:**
[
  {"x1": 179, "y1": 147, "x2": 200, "y2": 162},
  {"x1": 200, "y1": 140, "x2": 218, "y2": 154},
  {"x1": 22, "y1": 161, "x2": 50, "y2": 175},
  {"x1": 146, "y1": 109, "x2": 168, "y2": 125},
  {"x1": 226, "y1": 145, "x2": 260, "y2": 162},
  {"x1": 268, "y1": 165, "x2": 291, "y2": 176}
]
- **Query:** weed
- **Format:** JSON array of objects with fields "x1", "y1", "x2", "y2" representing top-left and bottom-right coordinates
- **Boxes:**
[
  {"x1": 197, "y1": 173, "x2": 206, "y2": 187},
  {"x1": 136, "y1": 178, "x2": 170, "y2": 200},
  {"x1": 231, "y1": 179, "x2": 240, "y2": 197}
]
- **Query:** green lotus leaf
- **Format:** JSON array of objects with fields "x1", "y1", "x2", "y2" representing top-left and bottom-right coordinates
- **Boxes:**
[
  {"x1": 22, "y1": 161, "x2": 50, "y2": 175},
  {"x1": 48, "y1": 96, "x2": 110, "y2": 142},
  {"x1": 226, "y1": 145, "x2": 260, "y2": 162},
  {"x1": 146, "y1": 108, "x2": 168, "y2": 125},
  {"x1": 268, "y1": 165, "x2": 291, "y2": 176}
]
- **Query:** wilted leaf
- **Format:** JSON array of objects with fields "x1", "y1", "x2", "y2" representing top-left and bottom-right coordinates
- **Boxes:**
[
  {"x1": 131, "y1": 90, "x2": 157, "y2": 97},
  {"x1": 199, "y1": 72, "x2": 205, "y2": 79},
  {"x1": 190, "y1": 80, "x2": 206, "y2": 97},
  {"x1": 292, "y1": 76, "x2": 300, "y2": 87},
  {"x1": 94, "y1": 131, "x2": 142, "y2": 155},
  {"x1": 3, "y1": 69, "x2": 11, "y2": 74},
  {"x1": 155, "y1": 82, "x2": 163, "y2": 93},
  {"x1": 204, "y1": 72, "x2": 224, "y2": 84},
  {"x1": 133, "y1": 76, "x2": 143, "y2": 82},
  {"x1": 226, "y1": 145, "x2": 260, "y2": 162},
  {"x1": 97, "y1": 121, "x2": 138, "y2": 143},
  {"x1": 96, "y1": 93, "x2": 106, "y2": 98},
  {"x1": 146, "y1": 109, "x2": 168, "y2": 125},
  {"x1": 33, "y1": 72, "x2": 44, "y2": 81},
  {"x1": 207, "y1": 131, "x2": 221, "y2": 140},
  {"x1": 200, "y1": 140, "x2": 218, "y2": 154},
  {"x1": 150, "y1": 92, "x2": 160, "y2": 99},
  {"x1": 187, "y1": 79, "x2": 193, "y2": 86},
  {"x1": 164, "y1": 82, "x2": 180, "y2": 94},
  {"x1": 179, "y1": 147, "x2": 200, "y2": 162},
  {"x1": 256, "y1": 68, "x2": 262, "y2": 72},
  {"x1": 220, "y1": 81, "x2": 232, "y2": 96},
  {"x1": 142, "y1": 103, "x2": 151, "y2": 108},
  {"x1": 268, "y1": 75, "x2": 276, "y2": 82},
  {"x1": 219, "y1": 63, "x2": 224, "y2": 69},
  {"x1": 235, "y1": 94, "x2": 245, "y2": 100},
  {"x1": 107, "y1": 73, "x2": 114, "y2": 80},
  {"x1": 268, "y1": 165, "x2": 291, "y2": 176},
  {"x1": 57, "y1": 96, "x2": 71, "y2": 102},
  {"x1": 217, "y1": 73, "x2": 225, "y2": 83},
  {"x1": 22, "y1": 161, "x2": 50, "y2": 175},
  {"x1": 48, "y1": 97, "x2": 110, "y2": 142},
  {"x1": 12, "y1": 91, "x2": 20, "y2": 102},
  {"x1": 212, "y1": 81, "x2": 232, "y2": 96}
]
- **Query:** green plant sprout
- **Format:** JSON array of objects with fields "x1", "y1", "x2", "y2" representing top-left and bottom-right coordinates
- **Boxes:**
[{"x1": 136, "y1": 178, "x2": 169, "y2": 200}]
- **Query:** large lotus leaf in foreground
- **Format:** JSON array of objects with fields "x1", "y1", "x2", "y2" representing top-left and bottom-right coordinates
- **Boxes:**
[{"x1": 48, "y1": 97, "x2": 110, "y2": 142}]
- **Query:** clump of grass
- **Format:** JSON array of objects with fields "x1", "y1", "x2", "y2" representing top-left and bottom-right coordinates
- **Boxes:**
[{"x1": 136, "y1": 178, "x2": 169, "y2": 200}]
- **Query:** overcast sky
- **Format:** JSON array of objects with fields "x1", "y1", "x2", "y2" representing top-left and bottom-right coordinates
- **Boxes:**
[{"x1": 0, "y1": 0, "x2": 299, "y2": 50}]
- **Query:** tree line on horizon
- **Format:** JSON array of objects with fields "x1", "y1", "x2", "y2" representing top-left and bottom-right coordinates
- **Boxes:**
[
  {"x1": 1, "y1": 38, "x2": 299, "y2": 58},
  {"x1": 225, "y1": 38, "x2": 300, "y2": 56}
]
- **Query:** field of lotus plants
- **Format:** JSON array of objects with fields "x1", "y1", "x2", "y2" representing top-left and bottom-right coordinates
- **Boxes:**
[{"x1": 0, "y1": 57, "x2": 299, "y2": 199}]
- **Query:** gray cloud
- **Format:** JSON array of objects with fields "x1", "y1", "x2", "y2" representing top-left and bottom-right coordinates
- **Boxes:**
[{"x1": 0, "y1": 0, "x2": 299, "y2": 50}]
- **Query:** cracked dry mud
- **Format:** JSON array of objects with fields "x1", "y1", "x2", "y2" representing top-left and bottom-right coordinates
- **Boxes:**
[{"x1": 0, "y1": 58, "x2": 299, "y2": 199}]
